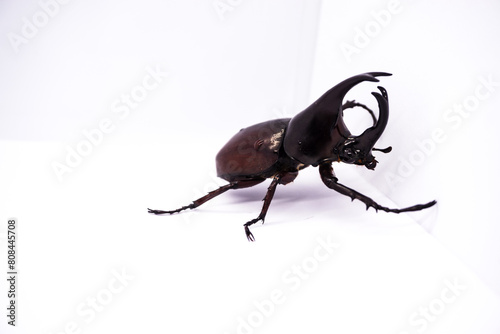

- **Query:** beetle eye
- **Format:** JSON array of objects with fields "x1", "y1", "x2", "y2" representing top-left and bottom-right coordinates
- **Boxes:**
[
  {"x1": 340, "y1": 147, "x2": 359, "y2": 163},
  {"x1": 342, "y1": 148, "x2": 354, "y2": 161}
]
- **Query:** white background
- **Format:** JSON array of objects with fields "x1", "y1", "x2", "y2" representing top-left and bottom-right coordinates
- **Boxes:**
[{"x1": 1, "y1": 0, "x2": 500, "y2": 333}]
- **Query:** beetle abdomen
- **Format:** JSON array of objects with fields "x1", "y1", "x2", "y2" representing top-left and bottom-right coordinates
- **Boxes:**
[{"x1": 216, "y1": 118, "x2": 290, "y2": 181}]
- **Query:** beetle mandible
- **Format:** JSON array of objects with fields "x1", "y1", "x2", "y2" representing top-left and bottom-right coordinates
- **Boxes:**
[{"x1": 148, "y1": 72, "x2": 437, "y2": 241}]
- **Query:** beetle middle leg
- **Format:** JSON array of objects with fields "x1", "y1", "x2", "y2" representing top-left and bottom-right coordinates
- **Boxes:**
[
  {"x1": 243, "y1": 174, "x2": 282, "y2": 242},
  {"x1": 319, "y1": 162, "x2": 436, "y2": 213},
  {"x1": 147, "y1": 178, "x2": 265, "y2": 215}
]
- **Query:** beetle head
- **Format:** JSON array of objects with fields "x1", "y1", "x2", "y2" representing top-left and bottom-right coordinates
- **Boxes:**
[
  {"x1": 334, "y1": 86, "x2": 392, "y2": 170},
  {"x1": 283, "y1": 72, "x2": 392, "y2": 168}
]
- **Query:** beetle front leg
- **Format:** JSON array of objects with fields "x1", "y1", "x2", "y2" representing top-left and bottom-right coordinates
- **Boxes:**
[
  {"x1": 243, "y1": 175, "x2": 281, "y2": 242},
  {"x1": 319, "y1": 162, "x2": 436, "y2": 213}
]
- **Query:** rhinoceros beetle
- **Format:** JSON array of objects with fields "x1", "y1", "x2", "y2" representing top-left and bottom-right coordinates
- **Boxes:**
[{"x1": 148, "y1": 72, "x2": 436, "y2": 241}]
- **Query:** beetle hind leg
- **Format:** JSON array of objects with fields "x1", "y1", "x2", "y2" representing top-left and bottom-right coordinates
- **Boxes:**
[
  {"x1": 319, "y1": 162, "x2": 436, "y2": 214},
  {"x1": 148, "y1": 178, "x2": 265, "y2": 215},
  {"x1": 243, "y1": 175, "x2": 281, "y2": 242}
]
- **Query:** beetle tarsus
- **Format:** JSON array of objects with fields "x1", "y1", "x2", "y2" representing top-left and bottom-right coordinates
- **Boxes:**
[
  {"x1": 364, "y1": 199, "x2": 437, "y2": 213},
  {"x1": 373, "y1": 200, "x2": 437, "y2": 213},
  {"x1": 244, "y1": 222, "x2": 258, "y2": 242},
  {"x1": 245, "y1": 230, "x2": 255, "y2": 242},
  {"x1": 147, "y1": 205, "x2": 195, "y2": 215}
]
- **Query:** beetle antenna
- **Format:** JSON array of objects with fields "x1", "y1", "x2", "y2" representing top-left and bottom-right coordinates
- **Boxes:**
[{"x1": 373, "y1": 146, "x2": 392, "y2": 153}]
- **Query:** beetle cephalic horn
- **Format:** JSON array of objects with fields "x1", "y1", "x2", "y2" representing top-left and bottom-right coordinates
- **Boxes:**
[
  {"x1": 355, "y1": 86, "x2": 389, "y2": 152},
  {"x1": 283, "y1": 72, "x2": 392, "y2": 165}
]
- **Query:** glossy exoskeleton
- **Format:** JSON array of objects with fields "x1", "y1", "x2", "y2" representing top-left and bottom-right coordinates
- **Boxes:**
[{"x1": 148, "y1": 72, "x2": 436, "y2": 241}]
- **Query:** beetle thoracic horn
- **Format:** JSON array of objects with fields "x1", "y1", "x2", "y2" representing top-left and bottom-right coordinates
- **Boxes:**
[
  {"x1": 283, "y1": 72, "x2": 392, "y2": 165},
  {"x1": 354, "y1": 86, "x2": 390, "y2": 152},
  {"x1": 298, "y1": 72, "x2": 392, "y2": 130}
]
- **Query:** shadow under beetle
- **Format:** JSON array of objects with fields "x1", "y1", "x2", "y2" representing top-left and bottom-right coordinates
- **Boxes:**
[{"x1": 148, "y1": 72, "x2": 437, "y2": 241}]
